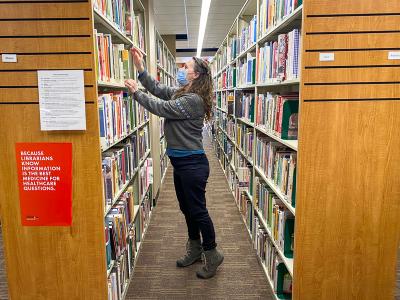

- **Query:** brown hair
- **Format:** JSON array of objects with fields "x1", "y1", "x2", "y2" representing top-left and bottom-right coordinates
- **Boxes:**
[{"x1": 173, "y1": 57, "x2": 214, "y2": 121}]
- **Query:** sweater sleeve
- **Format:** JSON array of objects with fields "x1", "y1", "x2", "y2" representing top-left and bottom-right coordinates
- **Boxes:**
[
  {"x1": 133, "y1": 90, "x2": 204, "y2": 120},
  {"x1": 137, "y1": 70, "x2": 178, "y2": 100}
]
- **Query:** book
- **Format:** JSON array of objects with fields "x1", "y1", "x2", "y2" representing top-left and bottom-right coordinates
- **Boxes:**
[
  {"x1": 258, "y1": 29, "x2": 301, "y2": 84},
  {"x1": 256, "y1": 93, "x2": 299, "y2": 140}
]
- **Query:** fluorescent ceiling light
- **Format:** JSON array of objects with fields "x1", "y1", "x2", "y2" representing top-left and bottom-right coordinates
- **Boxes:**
[{"x1": 196, "y1": 0, "x2": 211, "y2": 57}]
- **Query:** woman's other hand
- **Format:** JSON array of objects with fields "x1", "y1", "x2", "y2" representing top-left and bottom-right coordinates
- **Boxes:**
[
  {"x1": 131, "y1": 48, "x2": 145, "y2": 73},
  {"x1": 125, "y1": 79, "x2": 138, "y2": 94}
]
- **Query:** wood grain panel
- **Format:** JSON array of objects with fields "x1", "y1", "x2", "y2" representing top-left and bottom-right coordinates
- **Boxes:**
[
  {"x1": 294, "y1": 101, "x2": 400, "y2": 299},
  {"x1": 304, "y1": 33, "x2": 400, "y2": 50},
  {"x1": 0, "y1": 37, "x2": 93, "y2": 53},
  {"x1": 304, "y1": 16, "x2": 400, "y2": 33},
  {"x1": 0, "y1": 3, "x2": 91, "y2": 19},
  {"x1": 304, "y1": 51, "x2": 400, "y2": 67},
  {"x1": 302, "y1": 84, "x2": 400, "y2": 100},
  {"x1": 0, "y1": 87, "x2": 96, "y2": 102},
  {"x1": 305, "y1": 0, "x2": 400, "y2": 15},
  {"x1": 0, "y1": 54, "x2": 93, "y2": 70},
  {"x1": 0, "y1": 20, "x2": 92, "y2": 36},
  {"x1": 0, "y1": 71, "x2": 95, "y2": 86},
  {"x1": 0, "y1": 104, "x2": 107, "y2": 299},
  {"x1": 303, "y1": 67, "x2": 400, "y2": 83}
]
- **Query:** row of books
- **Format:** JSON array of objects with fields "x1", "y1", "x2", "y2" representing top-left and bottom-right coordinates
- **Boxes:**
[
  {"x1": 236, "y1": 124, "x2": 254, "y2": 160},
  {"x1": 139, "y1": 158, "x2": 152, "y2": 201},
  {"x1": 94, "y1": 0, "x2": 132, "y2": 36},
  {"x1": 239, "y1": 192, "x2": 253, "y2": 231},
  {"x1": 105, "y1": 189, "x2": 136, "y2": 267},
  {"x1": 258, "y1": 29, "x2": 301, "y2": 83},
  {"x1": 160, "y1": 118, "x2": 165, "y2": 137},
  {"x1": 235, "y1": 92, "x2": 255, "y2": 123},
  {"x1": 132, "y1": 12, "x2": 145, "y2": 51},
  {"x1": 95, "y1": 31, "x2": 130, "y2": 84},
  {"x1": 226, "y1": 117, "x2": 236, "y2": 140},
  {"x1": 227, "y1": 35, "x2": 238, "y2": 63},
  {"x1": 259, "y1": 0, "x2": 303, "y2": 37},
  {"x1": 254, "y1": 177, "x2": 294, "y2": 258},
  {"x1": 108, "y1": 192, "x2": 153, "y2": 300},
  {"x1": 238, "y1": 53, "x2": 256, "y2": 86},
  {"x1": 255, "y1": 138, "x2": 296, "y2": 206},
  {"x1": 160, "y1": 154, "x2": 168, "y2": 180},
  {"x1": 253, "y1": 216, "x2": 293, "y2": 299},
  {"x1": 156, "y1": 40, "x2": 175, "y2": 75},
  {"x1": 138, "y1": 104, "x2": 149, "y2": 125},
  {"x1": 256, "y1": 93, "x2": 299, "y2": 140},
  {"x1": 217, "y1": 92, "x2": 227, "y2": 111},
  {"x1": 99, "y1": 92, "x2": 136, "y2": 150},
  {"x1": 238, "y1": 16, "x2": 257, "y2": 54},
  {"x1": 138, "y1": 125, "x2": 149, "y2": 160},
  {"x1": 102, "y1": 140, "x2": 137, "y2": 208}
]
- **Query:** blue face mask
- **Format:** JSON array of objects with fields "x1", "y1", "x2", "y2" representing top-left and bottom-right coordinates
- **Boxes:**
[{"x1": 177, "y1": 68, "x2": 188, "y2": 86}]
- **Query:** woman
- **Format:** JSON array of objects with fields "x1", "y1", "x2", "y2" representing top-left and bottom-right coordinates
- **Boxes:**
[{"x1": 125, "y1": 48, "x2": 223, "y2": 279}]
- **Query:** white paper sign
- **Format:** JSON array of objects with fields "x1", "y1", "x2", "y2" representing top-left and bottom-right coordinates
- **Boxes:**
[
  {"x1": 388, "y1": 52, "x2": 400, "y2": 60},
  {"x1": 38, "y1": 70, "x2": 86, "y2": 131},
  {"x1": 319, "y1": 53, "x2": 335, "y2": 62},
  {"x1": 2, "y1": 54, "x2": 17, "y2": 63}
]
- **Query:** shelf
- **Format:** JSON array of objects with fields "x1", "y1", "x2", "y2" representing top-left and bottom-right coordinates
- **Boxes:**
[
  {"x1": 137, "y1": 119, "x2": 150, "y2": 130},
  {"x1": 244, "y1": 190, "x2": 253, "y2": 203},
  {"x1": 219, "y1": 126, "x2": 235, "y2": 145},
  {"x1": 255, "y1": 126, "x2": 298, "y2": 151},
  {"x1": 157, "y1": 64, "x2": 175, "y2": 78},
  {"x1": 121, "y1": 210, "x2": 153, "y2": 300},
  {"x1": 106, "y1": 260, "x2": 116, "y2": 278},
  {"x1": 97, "y1": 81, "x2": 128, "y2": 89},
  {"x1": 101, "y1": 128, "x2": 137, "y2": 153},
  {"x1": 237, "y1": 117, "x2": 255, "y2": 127},
  {"x1": 236, "y1": 145, "x2": 253, "y2": 166},
  {"x1": 254, "y1": 165, "x2": 295, "y2": 216},
  {"x1": 161, "y1": 148, "x2": 167, "y2": 160},
  {"x1": 139, "y1": 149, "x2": 151, "y2": 166},
  {"x1": 104, "y1": 169, "x2": 138, "y2": 217},
  {"x1": 254, "y1": 209, "x2": 294, "y2": 277},
  {"x1": 93, "y1": 8, "x2": 134, "y2": 46},
  {"x1": 237, "y1": 43, "x2": 257, "y2": 59},
  {"x1": 258, "y1": 5, "x2": 303, "y2": 44},
  {"x1": 255, "y1": 255, "x2": 280, "y2": 300},
  {"x1": 257, "y1": 79, "x2": 300, "y2": 88},
  {"x1": 216, "y1": 106, "x2": 228, "y2": 113},
  {"x1": 216, "y1": 87, "x2": 237, "y2": 92},
  {"x1": 237, "y1": 84, "x2": 256, "y2": 90}
]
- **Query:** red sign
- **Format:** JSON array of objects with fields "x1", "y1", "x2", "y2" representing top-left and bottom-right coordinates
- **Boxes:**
[{"x1": 15, "y1": 143, "x2": 72, "y2": 226}]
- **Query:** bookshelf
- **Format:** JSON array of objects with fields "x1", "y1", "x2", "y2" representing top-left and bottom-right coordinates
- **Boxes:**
[
  {"x1": 0, "y1": 0, "x2": 161, "y2": 299},
  {"x1": 155, "y1": 29, "x2": 177, "y2": 185},
  {"x1": 211, "y1": 0, "x2": 400, "y2": 299}
]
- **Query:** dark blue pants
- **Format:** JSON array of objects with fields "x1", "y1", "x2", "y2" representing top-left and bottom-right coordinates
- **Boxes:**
[{"x1": 169, "y1": 154, "x2": 216, "y2": 251}]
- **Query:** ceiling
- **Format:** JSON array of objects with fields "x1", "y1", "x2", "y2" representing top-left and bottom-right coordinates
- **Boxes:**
[{"x1": 153, "y1": 0, "x2": 245, "y2": 57}]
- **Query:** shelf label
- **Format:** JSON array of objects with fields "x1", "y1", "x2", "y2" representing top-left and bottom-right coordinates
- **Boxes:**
[
  {"x1": 2, "y1": 54, "x2": 17, "y2": 63},
  {"x1": 388, "y1": 52, "x2": 400, "y2": 60},
  {"x1": 15, "y1": 143, "x2": 73, "y2": 226},
  {"x1": 319, "y1": 53, "x2": 335, "y2": 62}
]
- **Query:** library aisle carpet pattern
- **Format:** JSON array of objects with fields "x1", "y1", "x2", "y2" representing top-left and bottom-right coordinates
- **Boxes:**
[{"x1": 0, "y1": 133, "x2": 399, "y2": 299}]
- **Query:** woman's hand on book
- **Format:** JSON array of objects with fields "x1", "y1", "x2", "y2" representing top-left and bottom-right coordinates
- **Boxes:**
[
  {"x1": 125, "y1": 79, "x2": 138, "y2": 94},
  {"x1": 131, "y1": 48, "x2": 145, "y2": 73}
]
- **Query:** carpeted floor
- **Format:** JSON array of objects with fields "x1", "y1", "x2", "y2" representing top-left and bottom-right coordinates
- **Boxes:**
[
  {"x1": 0, "y1": 132, "x2": 399, "y2": 299},
  {"x1": 125, "y1": 132, "x2": 274, "y2": 299}
]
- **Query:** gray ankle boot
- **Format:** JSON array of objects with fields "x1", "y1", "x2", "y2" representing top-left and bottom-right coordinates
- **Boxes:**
[
  {"x1": 196, "y1": 248, "x2": 224, "y2": 279},
  {"x1": 176, "y1": 239, "x2": 203, "y2": 267}
]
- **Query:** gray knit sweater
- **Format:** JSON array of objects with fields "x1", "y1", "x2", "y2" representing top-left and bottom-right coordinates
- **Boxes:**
[{"x1": 133, "y1": 70, "x2": 205, "y2": 150}]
